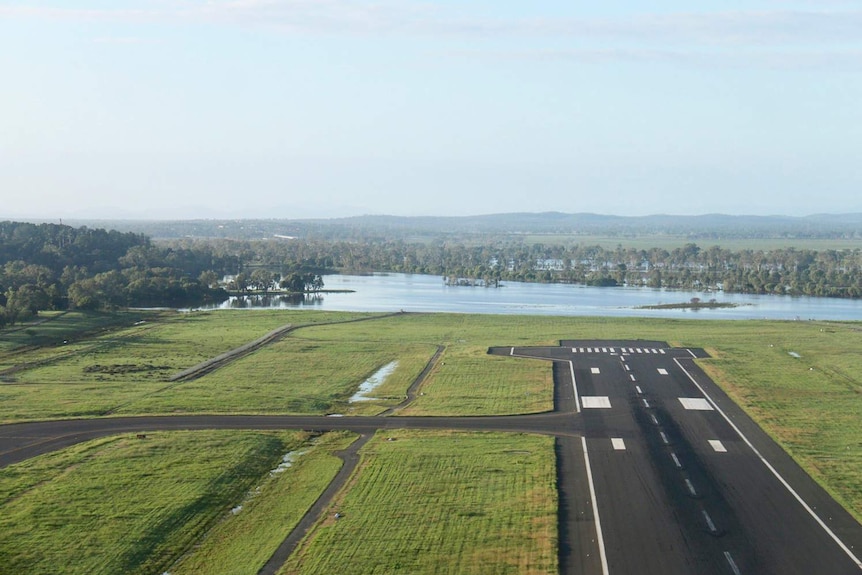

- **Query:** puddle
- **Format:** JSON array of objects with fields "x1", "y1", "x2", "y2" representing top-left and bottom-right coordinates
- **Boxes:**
[
  {"x1": 349, "y1": 361, "x2": 398, "y2": 402},
  {"x1": 271, "y1": 450, "x2": 306, "y2": 474}
]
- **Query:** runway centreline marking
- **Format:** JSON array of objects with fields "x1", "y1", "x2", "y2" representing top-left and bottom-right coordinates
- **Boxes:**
[
  {"x1": 581, "y1": 436, "x2": 610, "y2": 575},
  {"x1": 686, "y1": 478, "x2": 698, "y2": 497},
  {"x1": 636, "y1": 386, "x2": 643, "y2": 394},
  {"x1": 569, "y1": 361, "x2": 581, "y2": 413},
  {"x1": 674, "y1": 357, "x2": 862, "y2": 570},
  {"x1": 671, "y1": 453, "x2": 682, "y2": 468},
  {"x1": 702, "y1": 509, "x2": 717, "y2": 533}
]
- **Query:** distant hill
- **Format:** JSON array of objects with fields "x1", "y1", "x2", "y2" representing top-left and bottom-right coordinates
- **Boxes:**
[{"x1": 30, "y1": 212, "x2": 862, "y2": 241}]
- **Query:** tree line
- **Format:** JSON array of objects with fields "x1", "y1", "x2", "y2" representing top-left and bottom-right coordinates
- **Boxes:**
[{"x1": 5, "y1": 219, "x2": 862, "y2": 327}]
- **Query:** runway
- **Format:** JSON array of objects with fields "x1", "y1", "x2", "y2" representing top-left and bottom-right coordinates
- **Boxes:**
[
  {"x1": 495, "y1": 341, "x2": 862, "y2": 574},
  {"x1": 2, "y1": 340, "x2": 861, "y2": 573}
]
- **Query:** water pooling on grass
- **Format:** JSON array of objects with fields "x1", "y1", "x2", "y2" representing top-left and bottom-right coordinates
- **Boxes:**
[
  {"x1": 349, "y1": 361, "x2": 398, "y2": 402},
  {"x1": 228, "y1": 449, "x2": 309, "y2": 517}
]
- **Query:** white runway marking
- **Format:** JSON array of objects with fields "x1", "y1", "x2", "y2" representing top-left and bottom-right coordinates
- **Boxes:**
[
  {"x1": 709, "y1": 440, "x2": 728, "y2": 453},
  {"x1": 629, "y1": 374, "x2": 636, "y2": 381},
  {"x1": 679, "y1": 397, "x2": 714, "y2": 411},
  {"x1": 591, "y1": 367, "x2": 601, "y2": 374},
  {"x1": 674, "y1": 357, "x2": 862, "y2": 569},
  {"x1": 636, "y1": 348, "x2": 642, "y2": 353},
  {"x1": 624, "y1": 364, "x2": 631, "y2": 371},
  {"x1": 671, "y1": 453, "x2": 682, "y2": 468},
  {"x1": 611, "y1": 438, "x2": 626, "y2": 450},
  {"x1": 724, "y1": 551, "x2": 742, "y2": 575},
  {"x1": 702, "y1": 509, "x2": 717, "y2": 532},
  {"x1": 582, "y1": 396, "x2": 612, "y2": 409},
  {"x1": 569, "y1": 361, "x2": 581, "y2": 413},
  {"x1": 608, "y1": 348, "x2": 615, "y2": 353},
  {"x1": 581, "y1": 437, "x2": 610, "y2": 575},
  {"x1": 602, "y1": 347, "x2": 608, "y2": 353},
  {"x1": 579, "y1": 347, "x2": 585, "y2": 353},
  {"x1": 659, "y1": 349, "x2": 666, "y2": 354},
  {"x1": 636, "y1": 386, "x2": 643, "y2": 394},
  {"x1": 657, "y1": 368, "x2": 668, "y2": 375},
  {"x1": 686, "y1": 478, "x2": 697, "y2": 497},
  {"x1": 510, "y1": 347, "x2": 515, "y2": 356},
  {"x1": 660, "y1": 431, "x2": 669, "y2": 444},
  {"x1": 642, "y1": 398, "x2": 650, "y2": 408},
  {"x1": 650, "y1": 414, "x2": 658, "y2": 425}
]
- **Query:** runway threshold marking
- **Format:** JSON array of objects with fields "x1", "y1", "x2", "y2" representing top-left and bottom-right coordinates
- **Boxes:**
[
  {"x1": 709, "y1": 440, "x2": 727, "y2": 453},
  {"x1": 569, "y1": 361, "x2": 581, "y2": 413},
  {"x1": 674, "y1": 358, "x2": 862, "y2": 569},
  {"x1": 581, "y1": 437, "x2": 610, "y2": 575},
  {"x1": 611, "y1": 438, "x2": 626, "y2": 450}
]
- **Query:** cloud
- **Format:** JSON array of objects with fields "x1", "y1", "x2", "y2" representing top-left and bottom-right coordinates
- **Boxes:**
[
  {"x1": 2, "y1": 2, "x2": 861, "y2": 47},
  {"x1": 447, "y1": 47, "x2": 862, "y2": 70}
]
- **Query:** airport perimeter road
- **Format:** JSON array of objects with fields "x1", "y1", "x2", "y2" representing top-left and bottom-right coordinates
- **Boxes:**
[{"x1": 497, "y1": 341, "x2": 862, "y2": 575}]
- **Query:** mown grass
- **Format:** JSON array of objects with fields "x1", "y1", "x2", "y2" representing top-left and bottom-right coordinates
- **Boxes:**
[
  {"x1": 0, "y1": 310, "x2": 380, "y2": 421},
  {"x1": 0, "y1": 429, "x2": 335, "y2": 575},
  {"x1": 1, "y1": 310, "x2": 860, "y2": 522},
  {"x1": 0, "y1": 310, "x2": 155, "y2": 354},
  {"x1": 283, "y1": 430, "x2": 557, "y2": 575},
  {"x1": 118, "y1": 337, "x2": 436, "y2": 415},
  {"x1": 10, "y1": 310, "x2": 374, "y2": 385},
  {"x1": 168, "y1": 431, "x2": 355, "y2": 575}
]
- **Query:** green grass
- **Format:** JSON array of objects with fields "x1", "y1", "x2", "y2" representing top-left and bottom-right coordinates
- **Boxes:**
[
  {"x1": 118, "y1": 337, "x2": 436, "y2": 415},
  {"x1": 283, "y1": 430, "x2": 557, "y2": 575},
  {"x1": 0, "y1": 429, "x2": 333, "y2": 575},
  {"x1": 1, "y1": 310, "x2": 860, "y2": 523},
  {"x1": 168, "y1": 431, "x2": 355, "y2": 575},
  {"x1": 0, "y1": 310, "x2": 156, "y2": 357}
]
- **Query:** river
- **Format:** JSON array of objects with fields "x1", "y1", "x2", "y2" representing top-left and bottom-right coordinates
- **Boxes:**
[{"x1": 200, "y1": 273, "x2": 862, "y2": 321}]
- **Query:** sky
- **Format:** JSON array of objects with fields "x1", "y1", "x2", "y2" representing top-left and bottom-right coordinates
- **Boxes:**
[{"x1": 1, "y1": 1, "x2": 861, "y2": 220}]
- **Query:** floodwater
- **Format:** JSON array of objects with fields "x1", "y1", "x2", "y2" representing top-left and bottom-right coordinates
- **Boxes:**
[
  {"x1": 349, "y1": 361, "x2": 399, "y2": 402},
  {"x1": 200, "y1": 273, "x2": 862, "y2": 321}
]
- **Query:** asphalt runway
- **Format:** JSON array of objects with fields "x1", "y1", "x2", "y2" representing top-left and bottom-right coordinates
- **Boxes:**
[
  {"x1": 2, "y1": 340, "x2": 861, "y2": 574},
  {"x1": 496, "y1": 340, "x2": 862, "y2": 575}
]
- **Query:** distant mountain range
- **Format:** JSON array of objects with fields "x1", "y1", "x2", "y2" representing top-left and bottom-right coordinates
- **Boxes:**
[{"x1": 14, "y1": 212, "x2": 862, "y2": 241}]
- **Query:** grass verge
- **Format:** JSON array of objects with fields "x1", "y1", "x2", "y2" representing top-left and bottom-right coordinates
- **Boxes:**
[
  {"x1": 0, "y1": 430, "x2": 335, "y2": 575},
  {"x1": 283, "y1": 430, "x2": 558, "y2": 575}
]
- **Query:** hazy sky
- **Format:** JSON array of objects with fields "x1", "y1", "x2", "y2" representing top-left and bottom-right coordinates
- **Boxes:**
[{"x1": 2, "y1": 1, "x2": 861, "y2": 220}]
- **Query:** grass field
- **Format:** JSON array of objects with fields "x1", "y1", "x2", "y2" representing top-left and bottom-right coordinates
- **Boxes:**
[
  {"x1": 0, "y1": 429, "x2": 344, "y2": 575},
  {"x1": 282, "y1": 430, "x2": 557, "y2": 575},
  {"x1": 1, "y1": 309, "x2": 860, "y2": 535}
]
